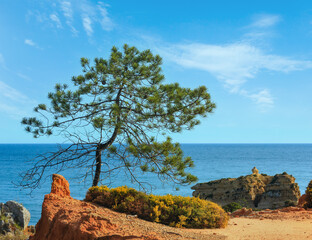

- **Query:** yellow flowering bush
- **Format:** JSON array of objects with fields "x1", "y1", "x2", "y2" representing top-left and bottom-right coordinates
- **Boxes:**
[{"x1": 85, "y1": 185, "x2": 229, "y2": 228}]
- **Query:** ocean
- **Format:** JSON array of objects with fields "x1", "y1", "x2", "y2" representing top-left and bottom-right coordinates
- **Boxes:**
[{"x1": 1, "y1": 143, "x2": 312, "y2": 225}]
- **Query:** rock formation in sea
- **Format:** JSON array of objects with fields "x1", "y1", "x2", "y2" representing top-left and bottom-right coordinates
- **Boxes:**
[
  {"x1": 192, "y1": 168, "x2": 301, "y2": 209},
  {"x1": 30, "y1": 174, "x2": 223, "y2": 240}
]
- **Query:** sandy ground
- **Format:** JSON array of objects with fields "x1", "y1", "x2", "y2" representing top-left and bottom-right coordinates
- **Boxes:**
[
  {"x1": 193, "y1": 218, "x2": 312, "y2": 240},
  {"x1": 183, "y1": 208, "x2": 312, "y2": 240}
]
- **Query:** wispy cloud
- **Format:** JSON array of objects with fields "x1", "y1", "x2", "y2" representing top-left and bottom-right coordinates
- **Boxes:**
[
  {"x1": 138, "y1": 13, "x2": 311, "y2": 110},
  {"x1": 60, "y1": 0, "x2": 78, "y2": 35},
  {"x1": 160, "y1": 43, "x2": 312, "y2": 88},
  {"x1": 24, "y1": 39, "x2": 42, "y2": 50},
  {"x1": 17, "y1": 73, "x2": 31, "y2": 81},
  {"x1": 0, "y1": 81, "x2": 35, "y2": 118},
  {"x1": 27, "y1": 1, "x2": 114, "y2": 37},
  {"x1": 240, "y1": 89, "x2": 274, "y2": 110},
  {"x1": 158, "y1": 42, "x2": 312, "y2": 108},
  {"x1": 251, "y1": 14, "x2": 281, "y2": 28},
  {"x1": 50, "y1": 13, "x2": 62, "y2": 28},
  {"x1": 80, "y1": 1, "x2": 114, "y2": 36},
  {"x1": 24, "y1": 39, "x2": 36, "y2": 46},
  {"x1": 0, "y1": 81, "x2": 31, "y2": 103},
  {"x1": 82, "y1": 15, "x2": 93, "y2": 36},
  {"x1": 60, "y1": 1, "x2": 73, "y2": 20},
  {"x1": 98, "y1": 2, "x2": 114, "y2": 31}
]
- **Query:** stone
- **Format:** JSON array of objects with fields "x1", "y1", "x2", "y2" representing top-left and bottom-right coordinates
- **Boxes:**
[
  {"x1": 0, "y1": 220, "x2": 11, "y2": 234},
  {"x1": 5, "y1": 201, "x2": 31, "y2": 229},
  {"x1": 0, "y1": 212, "x2": 16, "y2": 234},
  {"x1": 50, "y1": 174, "x2": 71, "y2": 198},
  {"x1": 252, "y1": 167, "x2": 259, "y2": 175},
  {"x1": 0, "y1": 203, "x2": 10, "y2": 214},
  {"x1": 231, "y1": 208, "x2": 253, "y2": 217},
  {"x1": 192, "y1": 168, "x2": 301, "y2": 209},
  {"x1": 298, "y1": 194, "x2": 308, "y2": 208}
]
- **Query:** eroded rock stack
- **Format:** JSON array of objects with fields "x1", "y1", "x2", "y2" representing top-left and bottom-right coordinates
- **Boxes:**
[{"x1": 192, "y1": 168, "x2": 301, "y2": 209}]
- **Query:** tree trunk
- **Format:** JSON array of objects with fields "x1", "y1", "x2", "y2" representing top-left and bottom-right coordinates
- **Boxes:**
[
  {"x1": 92, "y1": 146, "x2": 102, "y2": 186},
  {"x1": 92, "y1": 88, "x2": 122, "y2": 187}
]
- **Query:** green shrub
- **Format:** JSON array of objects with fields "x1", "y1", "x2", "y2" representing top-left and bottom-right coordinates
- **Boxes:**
[
  {"x1": 284, "y1": 200, "x2": 296, "y2": 207},
  {"x1": 85, "y1": 185, "x2": 229, "y2": 228},
  {"x1": 222, "y1": 202, "x2": 242, "y2": 213},
  {"x1": 305, "y1": 180, "x2": 312, "y2": 208}
]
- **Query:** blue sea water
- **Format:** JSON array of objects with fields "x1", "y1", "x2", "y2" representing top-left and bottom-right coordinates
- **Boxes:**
[{"x1": 1, "y1": 143, "x2": 312, "y2": 225}]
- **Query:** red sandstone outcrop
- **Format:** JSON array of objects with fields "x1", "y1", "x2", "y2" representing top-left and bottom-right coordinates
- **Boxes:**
[
  {"x1": 30, "y1": 174, "x2": 223, "y2": 240},
  {"x1": 50, "y1": 174, "x2": 71, "y2": 198}
]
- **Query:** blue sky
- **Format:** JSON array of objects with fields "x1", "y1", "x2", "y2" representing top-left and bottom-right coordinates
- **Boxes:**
[{"x1": 1, "y1": 0, "x2": 312, "y2": 143}]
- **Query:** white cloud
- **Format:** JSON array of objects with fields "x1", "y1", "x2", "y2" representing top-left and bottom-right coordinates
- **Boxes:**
[
  {"x1": 251, "y1": 14, "x2": 281, "y2": 28},
  {"x1": 50, "y1": 13, "x2": 62, "y2": 28},
  {"x1": 27, "y1": 1, "x2": 113, "y2": 37},
  {"x1": 80, "y1": 1, "x2": 114, "y2": 36},
  {"x1": 60, "y1": 1, "x2": 73, "y2": 20},
  {"x1": 98, "y1": 2, "x2": 114, "y2": 31},
  {"x1": 0, "y1": 81, "x2": 30, "y2": 103},
  {"x1": 82, "y1": 15, "x2": 93, "y2": 36},
  {"x1": 17, "y1": 73, "x2": 31, "y2": 81},
  {"x1": 24, "y1": 39, "x2": 36, "y2": 46},
  {"x1": 60, "y1": 0, "x2": 78, "y2": 35},
  {"x1": 157, "y1": 42, "x2": 312, "y2": 109},
  {"x1": 240, "y1": 89, "x2": 274, "y2": 110},
  {"x1": 0, "y1": 81, "x2": 35, "y2": 117}
]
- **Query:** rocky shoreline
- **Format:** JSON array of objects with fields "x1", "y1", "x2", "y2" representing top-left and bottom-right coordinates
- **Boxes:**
[{"x1": 1, "y1": 169, "x2": 311, "y2": 239}]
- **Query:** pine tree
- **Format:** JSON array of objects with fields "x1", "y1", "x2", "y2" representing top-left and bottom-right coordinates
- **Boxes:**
[{"x1": 21, "y1": 44, "x2": 215, "y2": 189}]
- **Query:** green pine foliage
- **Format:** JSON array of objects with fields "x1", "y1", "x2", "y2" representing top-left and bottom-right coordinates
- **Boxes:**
[{"x1": 85, "y1": 185, "x2": 229, "y2": 229}]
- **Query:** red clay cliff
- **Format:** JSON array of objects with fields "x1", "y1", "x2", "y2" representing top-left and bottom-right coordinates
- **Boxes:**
[{"x1": 30, "y1": 174, "x2": 223, "y2": 240}]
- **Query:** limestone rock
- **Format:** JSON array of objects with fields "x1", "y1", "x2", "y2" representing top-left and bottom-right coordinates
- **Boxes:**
[
  {"x1": 4, "y1": 201, "x2": 31, "y2": 229},
  {"x1": 192, "y1": 169, "x2": 301, "y2": 209},
  {"x1": 252, "y1": 167, "x2": 259, "y2": 175},
  {"x1": 0, "y1": 201, "x2": 31, "y2": 234}
]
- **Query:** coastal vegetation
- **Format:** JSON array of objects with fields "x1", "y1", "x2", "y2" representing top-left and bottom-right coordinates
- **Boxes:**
[
  {"x1": 222, "y1": 202, "x2": 243, "y2": 213},
  {"x1": 20, "y1": 44, "x2": 215, "y2": 190},
  {"x1": 85, "y1": 185, "x2": 228, "y2": 228},
  {"x1": 0, "y1": 214, "x2": 29, "y2": 240}
]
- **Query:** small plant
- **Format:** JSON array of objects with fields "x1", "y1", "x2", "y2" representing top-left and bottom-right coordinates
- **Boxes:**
[
  {"x1": 222, "y1": 202, "x2": 242, "y2": 213},
  {"x1": 0, "y1": 231, "x2": 29, "y2": 240},
  {"x1": 0, "y1": 214, "x2": 28, "y2": 240},
  {"x1": 284, "y1": 200, "x2": 296, "y2": 207},
  {"x1": 85, "y1": 185, "x2": 229, "y2": 228}
]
